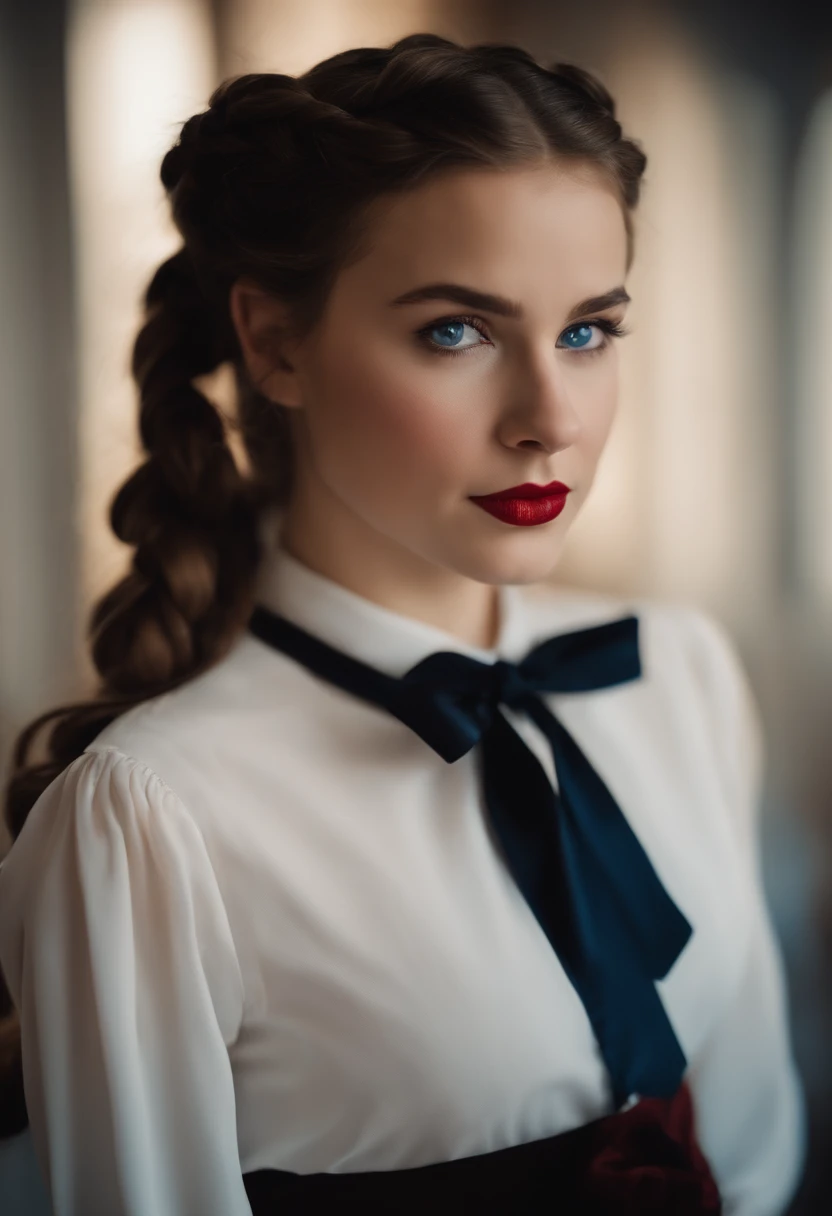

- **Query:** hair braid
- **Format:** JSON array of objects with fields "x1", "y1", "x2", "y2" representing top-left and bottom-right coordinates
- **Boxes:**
[{"x1": 93, "y1": 247, "x2": 261, "y2": 692}]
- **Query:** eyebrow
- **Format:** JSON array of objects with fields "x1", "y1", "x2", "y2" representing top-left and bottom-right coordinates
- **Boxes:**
[{"x1": 389, "y1": 282, "x2": 631, "y2": 322}]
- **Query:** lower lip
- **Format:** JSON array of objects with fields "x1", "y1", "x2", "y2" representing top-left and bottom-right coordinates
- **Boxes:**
[{"x1": 469, "y1": 492, "x2": 570, "y2": 526}]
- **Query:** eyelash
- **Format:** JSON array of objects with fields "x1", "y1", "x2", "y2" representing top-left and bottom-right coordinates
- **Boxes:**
[{"x1": 415, "y1": 313, "x2": 631, "y2": 359}]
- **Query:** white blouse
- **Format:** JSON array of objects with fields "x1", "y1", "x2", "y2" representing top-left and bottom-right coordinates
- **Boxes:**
[{"x1": 0, "y1": 529, "x2": 806, "y2": 1216}]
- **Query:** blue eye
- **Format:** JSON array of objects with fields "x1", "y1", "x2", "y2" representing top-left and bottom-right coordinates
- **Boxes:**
[
  {"x1": 560, "y1": 325, "x2": 596, "y2": 349},
  {"x1": 427, "y1": 320, "x2": 473, "y2": 349}
]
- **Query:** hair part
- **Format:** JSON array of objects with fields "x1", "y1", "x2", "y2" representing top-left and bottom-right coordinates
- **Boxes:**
[{"x1": 0, "y1": 31, "x2": 646, "y2": 1136}]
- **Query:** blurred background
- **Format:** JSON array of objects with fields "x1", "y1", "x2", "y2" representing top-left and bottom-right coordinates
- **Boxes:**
[{"x1": 1, "y1": 0, "x2": 831, "y2": 1211}]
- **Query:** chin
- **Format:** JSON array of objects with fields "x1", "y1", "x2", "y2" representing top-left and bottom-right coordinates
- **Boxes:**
[{"x1": 445, "y1": 534, "x2": 569, "y2": 587}]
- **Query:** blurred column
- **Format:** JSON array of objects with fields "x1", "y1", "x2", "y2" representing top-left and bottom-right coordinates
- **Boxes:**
[
  {"x1": 793, "y1": 88, "x2": 832, "y2": 611},
  {"x1": 66, "y1": 0, "x2": 217, "y2": 686},
  {"x1": 0, "y1": 0, "x2": 79, "y2": 840}
]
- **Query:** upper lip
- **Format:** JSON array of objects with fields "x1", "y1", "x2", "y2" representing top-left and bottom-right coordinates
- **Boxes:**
[{"x1": 470, "y1": 480, "x2": 571, "y2": 501}]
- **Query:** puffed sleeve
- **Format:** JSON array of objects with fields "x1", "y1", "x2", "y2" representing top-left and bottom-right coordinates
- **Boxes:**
[
  {"x1": 677, "y1": 607, "x2": 806, "y2": 1216},
  {"x1": 0, "y1": 745, "x2": 252, "y2": 1216}
]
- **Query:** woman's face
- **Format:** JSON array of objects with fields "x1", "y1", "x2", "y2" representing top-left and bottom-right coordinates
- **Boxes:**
[{"x1": 233, "y1": 160, "x2": 630, "y2": 619}]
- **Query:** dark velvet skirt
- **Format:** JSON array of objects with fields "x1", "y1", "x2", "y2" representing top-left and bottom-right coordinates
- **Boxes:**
[{"x1": 242, "y1": 1083, "x2": 721, "y2": 1215}]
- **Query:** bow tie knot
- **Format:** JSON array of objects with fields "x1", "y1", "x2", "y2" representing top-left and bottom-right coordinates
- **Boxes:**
[
  {"x1": 402, "y1": 652, "x2": 532, "y2": 706},
  {"x1": 394, "y1": 651, "x2": 535, "y2": 760},
  {"x1": 489, "y1": 657, "x2": 531, "y2": 707}
]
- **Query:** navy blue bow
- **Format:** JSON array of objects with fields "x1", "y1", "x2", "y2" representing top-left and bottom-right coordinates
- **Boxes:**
[{"x1": 247, "y1": 605, "x2": 692, "y2": 1106}]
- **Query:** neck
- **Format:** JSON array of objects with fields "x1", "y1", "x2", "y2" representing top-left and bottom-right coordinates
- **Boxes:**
[{"x1": 272, "y1": 495, "x2": 501, "y2": 652}]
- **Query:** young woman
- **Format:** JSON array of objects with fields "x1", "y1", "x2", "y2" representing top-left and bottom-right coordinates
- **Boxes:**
[{"x1": 0, "y1": 32, "x2": 805, "y2": 1216}]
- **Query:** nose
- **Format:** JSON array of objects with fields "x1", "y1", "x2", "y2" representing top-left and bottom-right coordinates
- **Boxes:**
[{"x1": 498, "y1": 354, "x2": 582, "y2": 453}]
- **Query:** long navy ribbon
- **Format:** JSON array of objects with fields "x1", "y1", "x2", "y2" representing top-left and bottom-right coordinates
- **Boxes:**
[{"x1": 247, "y1": 605, "x2": 691, "y2": 1105}]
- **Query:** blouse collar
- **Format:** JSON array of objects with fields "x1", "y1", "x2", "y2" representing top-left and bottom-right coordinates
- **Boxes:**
[{"x1": 252, "y1": 508, "x2": 532, "y2": 678}]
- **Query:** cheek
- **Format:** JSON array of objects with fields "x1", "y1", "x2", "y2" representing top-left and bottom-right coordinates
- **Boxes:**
[
  {"x1": 573, "y1": 359, "x2": 619, "y2": 458},
  {"x1": 306, "y1": 343, "x2": 468, "y2": 496}
]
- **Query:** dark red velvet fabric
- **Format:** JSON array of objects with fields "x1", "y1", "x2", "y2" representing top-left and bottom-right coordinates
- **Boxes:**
[{"x1": 576, "y1": 1083, "x2": 721, "y2": 1213}]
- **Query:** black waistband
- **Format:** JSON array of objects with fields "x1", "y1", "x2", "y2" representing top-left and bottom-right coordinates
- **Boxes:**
[{"x1": 242, "y1": 1084, "x2": 721, "y2": 1215}]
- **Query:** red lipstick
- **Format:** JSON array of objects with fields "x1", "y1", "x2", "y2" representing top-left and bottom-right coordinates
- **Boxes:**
[{"x1": 469, "y1": 480, "x2": 571, "y2": 527}]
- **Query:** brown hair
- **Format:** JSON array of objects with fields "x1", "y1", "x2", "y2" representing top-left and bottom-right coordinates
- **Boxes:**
[{"x1": 0, "y1": 32, "x2": 646, "y2": 1136}]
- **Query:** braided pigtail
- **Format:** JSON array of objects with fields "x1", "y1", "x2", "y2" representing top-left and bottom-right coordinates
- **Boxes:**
[{"x1": 96, "y1": 247, "x2": 261, "y2": 691}]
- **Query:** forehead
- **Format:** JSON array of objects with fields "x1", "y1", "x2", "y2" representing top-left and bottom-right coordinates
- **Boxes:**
[{"x1": 336, "y1": 162, "x2": 629, "y2": 306}]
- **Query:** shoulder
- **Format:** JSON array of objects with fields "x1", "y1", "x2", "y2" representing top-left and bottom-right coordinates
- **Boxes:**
[
  {"x1": 0, "y1": 641, "x2": 267, "y2": 949},
  {"x1": 521, "y1": 578, "x2": 729, "y2": 669},
  {"x1": 524, "y1": 580, "x2": 749, "y2": 690},
  {"x1": 0, "y1": 745, "x2": 246, "y2": 1047},
  {"x1": 0, "y1": 744, "x2": 204, "y2": 880},
  {"x1": 631, "y1": 595, "x2": 763, "y2": 792},
  {"x1": 91, "y1": 630, "x2": 264, "y2": 754},
  {"x1": 2, "y1": 747, "x2": 182, "y2": 857},
  {"x1": 0, "y1": 631, "x2": 264, "y2": 895},
  {"x1": 78, "y1": 629, "x2": 273, "y2": 810},
  {"x1": 0, "y1": 746, "x2": 213, "y2": 923}
]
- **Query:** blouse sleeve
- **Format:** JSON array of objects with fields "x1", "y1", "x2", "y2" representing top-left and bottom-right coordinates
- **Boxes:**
[
  {"x1": 676, "y1": 607, "x2": 807, "y2": 1216},
  {"x1": 0, "y1": 745, "x2": 252, "y2": 1216}
]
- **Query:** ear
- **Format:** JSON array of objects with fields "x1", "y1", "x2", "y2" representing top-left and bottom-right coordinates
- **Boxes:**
[{"x1": 228, "y1": 278, "x2": 304, "y2": 408}]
